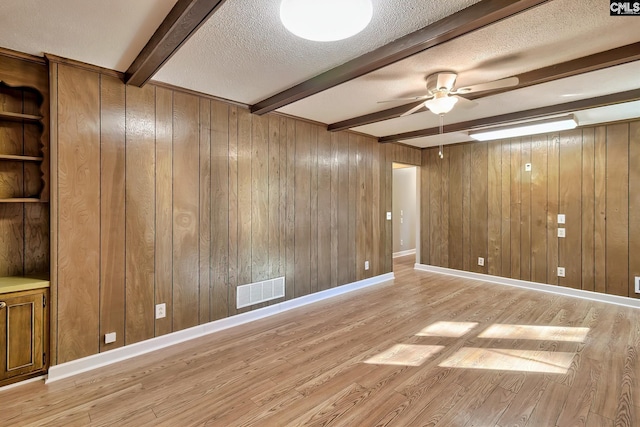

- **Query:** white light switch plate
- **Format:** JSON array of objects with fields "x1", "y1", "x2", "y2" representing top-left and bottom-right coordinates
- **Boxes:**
[
  {"x1": 105, "y1": 332, "x2": 116, "y2": 344},
  {"x1": 558, "y1": 228, "x2": 566, "y2": 238},
  {"x1": 525, "y1": 163, "x2": 532, "y2": 172},
  {"x1": 558, "y1": 214, "x2": 566, "y2": 224},
  {"x1": 557, "y1": 267, "x2": 565, "y2": 277},
  {"x1": 365, "y1": 261, "x2": 369, "y2": 271},
  {"x1": 386, "y1": 212, "x2": 392, "y2": 220}
]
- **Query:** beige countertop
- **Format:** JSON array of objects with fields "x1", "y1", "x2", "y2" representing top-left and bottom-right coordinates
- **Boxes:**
[{"x1": 0, "y1": 276, "x2": 50, "y2": 294}]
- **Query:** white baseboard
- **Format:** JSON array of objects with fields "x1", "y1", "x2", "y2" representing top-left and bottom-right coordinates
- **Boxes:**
[
  {"x1": 46, "y1": 272, "x2": 395, "y2": 384},
  {"x1": 414, "y1": 263, "x2": 640, "y2": 310},
  {"x1": 393, "y1": 249, "x2": 416, "y2": 258}
]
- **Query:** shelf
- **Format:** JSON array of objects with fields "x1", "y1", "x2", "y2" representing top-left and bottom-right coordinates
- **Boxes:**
[
  {"x1": 0, "y1": 276, "x2": 50, "y2": 294},
  {"x1": 0, "y1": 198, "x2": 44, "y2": 203},
  {"x1": 0, "y1": 111, "x2": 43, "y2": 123},
  {"x1": 0, "y1": 154, "x2": 43, "y2": 162}
]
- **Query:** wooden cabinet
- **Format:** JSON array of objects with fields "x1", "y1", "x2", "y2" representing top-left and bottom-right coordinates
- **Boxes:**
[{"x1": 0, "y1": 287, "x2": 48, "y2": 386}]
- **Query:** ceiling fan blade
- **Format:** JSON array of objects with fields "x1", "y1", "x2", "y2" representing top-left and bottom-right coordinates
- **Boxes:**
[
  {"x1": 453, "y1": 76, "x2": 519, "y2": 94},
  {"x1": 377, "y1": 95, "x2": 430, "y2": 104},
  {"x1": 400, "y1": 103, "x2": 426, "y2": 117}
]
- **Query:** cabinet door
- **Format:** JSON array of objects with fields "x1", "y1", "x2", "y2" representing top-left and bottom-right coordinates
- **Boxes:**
[{"x1": 0, "y1": 291, "x2": 45, "y2": 382}]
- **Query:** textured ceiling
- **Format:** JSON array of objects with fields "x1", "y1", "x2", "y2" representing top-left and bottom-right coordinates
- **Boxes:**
[
  {"x1": 0, "y1": 0, "x2": 177, "y2": 71},
  {"x1": 153, "y1": 0, "x2": 481, "y2": 104},
  {"x1": 0, "y1": 0, "x2": 638, "y2": 148}
]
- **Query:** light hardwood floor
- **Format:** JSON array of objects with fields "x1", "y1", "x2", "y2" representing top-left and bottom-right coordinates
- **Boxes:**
[{"x1": 2, "y1": 255, "x2": 639, "y2": 426}]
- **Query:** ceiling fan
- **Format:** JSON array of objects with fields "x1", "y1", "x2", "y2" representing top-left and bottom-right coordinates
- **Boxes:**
[{"x1": 380, "y1": 71, "x2": 519, "y2": 116}]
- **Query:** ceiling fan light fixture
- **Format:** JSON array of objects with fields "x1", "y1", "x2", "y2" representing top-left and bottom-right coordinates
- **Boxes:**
[
  {"x1": 280, "y1": 0, "x2": 373, "y2": 42},
  {"x1": 469, "y1": 115, "x2": 578, "y2": 141},
  {"x1": 424, "y1": 94, "x2": 458, "y2": 115}
]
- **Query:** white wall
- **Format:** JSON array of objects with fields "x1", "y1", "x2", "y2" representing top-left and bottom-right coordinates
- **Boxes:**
[{"x1": 392, "y1": 166, "x2": 417, "y2": 254}]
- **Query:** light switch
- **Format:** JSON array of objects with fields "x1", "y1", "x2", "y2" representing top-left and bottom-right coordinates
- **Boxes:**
[
  {"x1": 558, "y1": 228, "x2": 566, "y2": 238},
  {"x1": 558, "y1": 214, "x2": 566, "y2": 224},
  {"x1": 386, "y1": 212, "x2": 392, "y2": 220},
  {"x1": 525, "y1": 163, "x2": 532, "y2": 172}
]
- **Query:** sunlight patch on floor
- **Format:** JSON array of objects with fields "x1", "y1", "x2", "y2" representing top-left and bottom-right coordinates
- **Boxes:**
[
  {"x1": 439, "y1": 347, "x2": 575, "y2": 374},
  {"x1": 365, "y1": 344, "x2": 444, "y2": 366},
  {"x1": 478, "y1": 324, "x2": 589, "y2": 342},
  {"x1": 416, "y1": 321, "x2": 479, "y2": 338}
]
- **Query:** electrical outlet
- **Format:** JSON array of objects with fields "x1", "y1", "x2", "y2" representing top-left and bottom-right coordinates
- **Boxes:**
[
  {"x1": 635, "y1": 276, "x2": 640, "y2": 294},
  {"x1": 401, "y1": 210, "x2": 404, "y2": 216},
  {"x1": 557, "y1": 267, "x2": 565, "y2": 277},
  {"x1": 558, "y1": 228, "x2": 566, "y2": 238},
  {"x1": 156, "y1": 303, "x2": 166, "y2": 319},
  {"x1": 386, "y1": 212, "x2": 392, "y2": 220},
  {"x1": 558, "y1": 214, "x2": 566, "y2": 224},
  {"x1": 400, "y1": 217, "x2": 403, "y2": 224},
  {"x1": 478, "y1": 257, "x2": 485, "y2": 266},
  {"x1": 400, "y1": 239, "x2": 403, "y2": 246},
  {"x1": 105, "y1": 332, "x2": 116, "y2": 344},
  {"x1": 525, "y1": 163, "x2": 532, "y2": 172},
  {"x1": 364, "y1": 261, "x2": 370, "y2": 271}
]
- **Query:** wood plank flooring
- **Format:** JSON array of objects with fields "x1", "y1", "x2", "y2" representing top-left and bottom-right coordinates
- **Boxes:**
[{"x1": 3, "y1": 255, "x2": 639, "y2": 426}]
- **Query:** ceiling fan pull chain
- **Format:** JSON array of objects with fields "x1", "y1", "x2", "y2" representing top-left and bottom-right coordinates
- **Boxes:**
[{"x1": 439, "y1": 114, "x2": 444, "y2": 159}]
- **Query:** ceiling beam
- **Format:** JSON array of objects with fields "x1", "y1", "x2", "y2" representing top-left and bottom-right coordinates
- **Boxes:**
[
  {"x1": 378, "y1": 88, "x2": 640, "y2": 143},
  {"x1": 249, "y1": 0, "x2": 549, "y2": 115},
  {"x1": 329, "y1": 41, "x2": 640, "y2": 132},
  {"x1": 125, "y1": 0, "x2": 228, "y2": 87}
]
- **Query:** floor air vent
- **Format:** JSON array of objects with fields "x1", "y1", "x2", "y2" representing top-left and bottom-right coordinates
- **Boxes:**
[{"x1": 237, "y1": 277, "x2": 285, "y2": 309}]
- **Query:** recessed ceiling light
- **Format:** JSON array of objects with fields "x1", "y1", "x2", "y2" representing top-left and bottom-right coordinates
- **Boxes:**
[{"x1": 280, "y1": 0, "x2": 373, "y2": 42}]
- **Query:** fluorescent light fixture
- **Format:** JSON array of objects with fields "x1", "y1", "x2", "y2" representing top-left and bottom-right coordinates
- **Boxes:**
[
  {"x1": 424, "y1": 93, "x2": 458, "y2": 115},
  {"x1": 469, "y1": 114, "x2": 578, "y2": 141},
  {"x1": 280, "y1": 0, "x2": 373, "y2": 42}
]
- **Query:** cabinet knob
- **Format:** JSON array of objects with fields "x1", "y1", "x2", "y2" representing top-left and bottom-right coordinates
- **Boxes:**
[{"x1": 0, "y1": 302, "x2": 5, "y2": 309}]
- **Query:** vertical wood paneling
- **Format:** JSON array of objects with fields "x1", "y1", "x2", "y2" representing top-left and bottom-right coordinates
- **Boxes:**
[
  {"x1": 629, "y1": 121, "x2": 640, "y2": 299},
  {"x1": 99, "y1": 75, "x2": 125, "y2": 351},
  {"x1": 462, "y1": 144, "x2": 471, "y2": 271},
  {"x1": 371, "y1": 139, "x2": 381, "y2": 276},
  {"x1": 251, "y1": 115, "x2": 269, "y2": 285},
  {"x1": 227, "y1": 106, "x2": 239, "y2": 313},
  {"x1": 295, "y1": 121, "x2": 311, "y2": 297},
  {"x1": 558, "y1": 129, "x2": 582, "y2": 289},
  {"x1": 347, "y1": 134, "x2": 357, "y2": 282},
  {"x1": 57, "y1": 65, "x2": 101, "y2": 363},
  {"x1": 317, "y1": 128, "x2": 331, "y2": 290},
  {"x1": 198, "y1": 99, "x2": 211, "y2": 323},
  {"x1": 285, "y1": 118, "x2": 296, "y2": 298},
  {"x1": 581, "y1": 128, "x2": 595, "y2": 292},
  {"x1": 520, "y1": 137, "x2": 532, "y2": 281},
  {"x1": 383, "y1": 144, "x2": 392, "y2": 273},
  {"x1": 237, "y1": 108, "x2": 252, "y2": 303},
  {"x1": 429, "y1": 148, "x2": 442, "y2": 266},
  {"x1": 500, "y1": 140, "x2": 511, "y2": 277},
  {"x1": 337, "y1": 133, "x2": 350, "y2": 285},
  {"x1": 448, "y1": 145, "x2": 463, "y2": 270},
  {"x1": 470, "y1": 142, "x2": 488, "y2": 273},
  {"x1": 420, "y1": 149, "x2": 430, "y2": 265},
  {"x1": 278, "y1": 118, "x2": 288, "y2": 280},
  {"x1": 268, "y1": 115, "x2": 281, "y2": 283},
  {"x1": 547, "y1": 134, "x2": 560, "y2": 285},
  {"x1": 172, "y1": 92, "x2": 199, "y2": 330},
  {"x1": 125, "y1": 85, "x2": 156, "y2": 345},
  {"x1": 330, "y1": 133, "x2": 339, "y2": 286},
  {"x1": 594, "y1": 126, "x2": 607, "y2": 294},
  {"x1": 309, "y1": 126, "x2": 318, "y2": 291},
  {"x1": 530, "y1": 135, "x2": 548, "y2": 284},
  {"x1": 487, "y1": 140, "x2": 502, "y2": 276},
  {"x1": 605, "y1": 123, "x2": 629, "y2": 296},
  {"x1": 210, "y1": 101, "x2": 229, "y2": 320},
  {"x1": 510, "y1": 139, "x2": 521, "y2": 278},
  {"x1": 441, "y1": 146, "x2": 450, "y2": 268},
  {"x1": 356, "y1": 136, "x2": 367, "y2": 280},
  {"x1": 154, "y1": 87, "x2": 173, "y2": 335}
]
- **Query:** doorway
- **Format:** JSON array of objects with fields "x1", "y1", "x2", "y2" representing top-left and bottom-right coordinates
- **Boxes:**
[{"x1": 392, "y1": 162, "x2": 419, "y2": 271}]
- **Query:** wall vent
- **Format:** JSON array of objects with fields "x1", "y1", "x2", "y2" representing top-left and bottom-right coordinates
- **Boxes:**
[{"x1": 237, "y1": 277, "x2": 285, "y2": 309}]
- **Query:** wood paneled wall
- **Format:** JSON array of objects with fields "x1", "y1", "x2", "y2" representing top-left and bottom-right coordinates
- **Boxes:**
[
  {"x1": 50, "y1": 61, "x2": 421, "y2": 364},
  {"x1": 421, "y1": 121, "x2": 640, "y2": 299}
]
